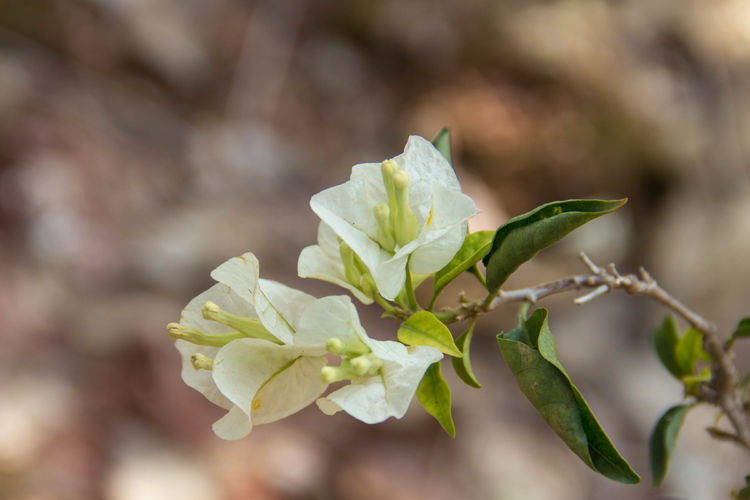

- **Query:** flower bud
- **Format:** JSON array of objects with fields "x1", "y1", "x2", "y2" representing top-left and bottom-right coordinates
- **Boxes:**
[
  {"x1": 167, "y1": 322, "x2": 245, "y2": 347},
  {"x1": 201, "y1": 301, "x2": 281, "y2": 344},
  {"x1": 190, "y1": 352, "x2": 214, "y2": 371}
]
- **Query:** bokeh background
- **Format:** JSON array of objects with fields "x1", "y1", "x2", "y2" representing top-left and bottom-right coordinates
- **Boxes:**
[{"x1": 2, "y1": 1, "x2": 750, "y2": 499}]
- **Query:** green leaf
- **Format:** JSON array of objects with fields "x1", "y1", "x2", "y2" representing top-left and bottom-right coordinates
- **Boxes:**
[
  {"x1": 731, "y1": 317, "x2": 750, "y2": 340},
  {"x1": 675, "y1": 327, "x2": 708, "y2": 375},
  {"x1": 497, "y1": 308, "x2": 640, "y2": 484},
  {"x1": 398, "y1": 311, "x2": 462, "y2": 357},
  {"x1": 734, "y1": 475, "x2": 750, "y2": 499},
  {"x1": 430, "y1": 231, "x2": 494, "y2": 309},
  {"x1": 649, "y1": 404, "x2": 692, "y2": 487},
  {"x1": 482, "y1": 199, "x2": 627, "y2": 292},
  {"x1": 451, "y1": 321, "x2": 481, "y2": 388},
  {"x1": 432, "y1": 127, "x2": 452, "y2": 165},
  {"x1": 417, "y1": 361, "x2": 455, "y2": 437},
  {"x1": 652, "y1": 316, "x2": 683, "y2": 379}
]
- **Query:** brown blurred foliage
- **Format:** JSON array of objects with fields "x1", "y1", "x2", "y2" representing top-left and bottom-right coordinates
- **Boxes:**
[{"x1": 1, "y1": 0, "x2": 749, "y2": 499}]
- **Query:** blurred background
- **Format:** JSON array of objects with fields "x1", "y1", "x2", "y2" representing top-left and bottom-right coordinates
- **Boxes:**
[{"x1": 1, "y1": 0, "x2": 749, "y2": 499}]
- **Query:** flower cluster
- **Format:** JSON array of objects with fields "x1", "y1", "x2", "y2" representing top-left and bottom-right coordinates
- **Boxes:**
[{"x1": 168, "y1": 135, "x2": 477, "y2": 438}]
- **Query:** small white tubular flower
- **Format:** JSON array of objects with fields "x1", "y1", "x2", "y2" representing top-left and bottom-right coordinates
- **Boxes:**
[
  {"x1": 293, "y1": 295, "x2": 443, "y2": 423},
  {"x1": 210, "y1": 339, "x2": 328, "y2": 439},
  {"x1": 309, "y1": 135, "x2": 479, "y2": 300},
  {"x1": 298, "y1": 222, "x2": 375, "y2": 304}
]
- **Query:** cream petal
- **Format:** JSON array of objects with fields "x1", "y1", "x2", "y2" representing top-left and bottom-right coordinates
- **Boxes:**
[
  {"x1": 251, "y1": 355, "x2": 328, "y2": 425},
  {"x1": 212, "y1": 339, "x2": 304, "y2": 414},
  {"x1": 379, "y1": 346, "x2": 443, "y2": 418},
  {"x1": 427, "y1": 182, "x2": 479, "y2": 229},
  {"x1": 294, "y1": 295, "x2": 365, "y2": 348},
  {"x1": 255, "y1": 279, "x2": 315, "y2": 343},
  {"x1": 315, "y1": 396, "x2": 342, "y2": 416},
  {"x1": 310, "y1": 194, "x2": 390, "y2": 283},
  {"x1": 320, "y1": 377, "x2": 390, "y2": 424},
  {"x1": 400, "y1": 135, "x2": 461, "y2": 191},
  {"x1": 409, "y1": 223, "x2": 467, "y2": 275},
  {"x1": 174, "y1": 340, "x2": 232, "y2": 409},
  {"x1": 210, "y1": 252, "x2": 260, "y2": 306},
  {"x1": 297, "y1": 244, "x2": 373, "y2": 304},
  {"x1": 316, "y1": 221, "x2": 342, "y2": 257},
  {"x1": 181, "y1": 283, "x2": 256, "y2": 334},
  {"x1": 212, "y1": 405, "x2": 252, "y2": 440}
]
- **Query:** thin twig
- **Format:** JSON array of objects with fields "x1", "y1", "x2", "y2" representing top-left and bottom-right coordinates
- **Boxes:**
[{"x1": 436, "y1": 252, "x2": 750, "y2": 449}]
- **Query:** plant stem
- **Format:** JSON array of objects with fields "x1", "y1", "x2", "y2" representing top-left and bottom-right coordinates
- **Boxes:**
[
  {"x1": 404, "y1": 259, "x2": 419, "y2": 311},
  {"x1": 437, "y1": 252, "x2": 750, "y2": 449}
]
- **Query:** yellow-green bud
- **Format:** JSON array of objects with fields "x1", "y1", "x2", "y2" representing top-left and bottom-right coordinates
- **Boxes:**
[
  {"x1": 166, "y1": 322, "x2": 245, "y2": 347},
  {"x1": 381, "y1": 159, "x2": 399, "y2": 220},
  {"x1": 392, "y1": 170, "x2": 418, "y2": 246},
  {"x1": 350, "y1": 353, "x2": 383, "y2": 376},
  {"x1": 373, "y1": 203, "x2": 396, "y2": 251},
  {"x1": 339, "y1": 240, "x2": 363, "y2": 287},
  {"x1": 321, "y1": 362, "x2": 355, "y2": 383},
  {"x1": 326, "y1": 336, "x2": 369, "y2": 357},
  {"x1": 190, "y1": 353, "x2": 214, "y2": 371},
  {"x1": 200, "y1": 301, "x2": 282, "y2": 344}
]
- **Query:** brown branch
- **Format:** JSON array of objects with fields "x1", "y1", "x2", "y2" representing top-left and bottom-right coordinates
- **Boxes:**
[{"x1": 436, "y1": 252, "x2": 750, "y2": 449}]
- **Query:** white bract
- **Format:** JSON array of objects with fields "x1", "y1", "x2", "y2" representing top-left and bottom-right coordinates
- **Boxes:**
[
  {"x1": 298, "y1": 222, "x2": 375, "y2": 304},
  {"x1": 305, "y1": 135, "x2": 478, "y2": 300},
  {"x1": 168, "y1": 252, "x2": 328, "y2": 440},
  {"x1": 293, "y1": 295, "x2": 444, "y2": 423}
]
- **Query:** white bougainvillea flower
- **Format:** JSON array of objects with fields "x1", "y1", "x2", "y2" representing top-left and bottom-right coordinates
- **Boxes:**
[
  {"x1": 298, "y1": 222, "x2": 375, "y2": 304},
  {"x1": 293, "y1": 294, "x2": 443, "y2": 423},
  {"x1": 168, "y1": 252, "x2": 327, "y2": 439},
  {"x1": 308, "y1": 135, "x2": 479, "y2": 300}
]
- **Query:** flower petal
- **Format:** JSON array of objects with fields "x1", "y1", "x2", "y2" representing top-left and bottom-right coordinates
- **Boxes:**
[
  {"x1": 212, "y1": 339, "x2": 327, "y2": 428},
  {"x1": 210, "y1": 252, "x2": 260, "y2": 306},
  {"x1": 212, "y1": 405, "x2": 252, "y2": 440},
  {"x1": 401, "y1": 135, "x2": 461, "y2": 191},
  {"x1": 294, "y1": 295, "x2": 366, "y2": 348},
  {"x1": 174, "y1": 340, "x2": 232, "y2": 409},
  {"x1": 212, "y1": 339, "x2": 303, "y2": 412},
  {"x1": 181, "y1": 283, "x2": 255, "y2": 334},
  {"x1": 297, "y1": 244, "x2": 373, "y2": 304},
  {"x1": 255, "y1": 279, "x2": 315, "y2": 343},
  {"x1": 379, "y1": 346, "x2": 443, "y2": 418},
  {"x1": 252, "y1": 355, "x2": 328, "y2": 425},
  {"x1": 320, "y1": 376, "x2": 390, "y2": 424},
  {"x1": 409, "y1": 223, "x2": 467, "y2": 275}
]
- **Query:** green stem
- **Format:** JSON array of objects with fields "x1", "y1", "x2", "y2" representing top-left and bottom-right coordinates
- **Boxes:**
[
  {"x1": 404, "y1": 259, "x2": 419, "y2": 311},
  {"x1": 481, "y1": 287, "x2": 500, "y2": 311},
  {"x1": 427, "y1": 293, "x2": 438, "y2": 312},
  {"x1": 374, "y1": 294, "x2": 395, "y2": 313}
]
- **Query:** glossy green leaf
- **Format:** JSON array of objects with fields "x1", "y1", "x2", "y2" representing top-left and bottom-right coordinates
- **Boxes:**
[
  {"x1": 652, "y1": 316, "x2": 683, "y2": 379},
  {"x1": 483, "y1": 199, "x2": 627, "y2": 292},
  {"x1": 398, "y1": 311, "x2": 462, "y2": 357},
  {"x1": 653, "y1": 317, "x2": 710, "y2": 386},
  {"x1": 451, "y1": 321, "x2": 481, "y2": 388},
  {"x1": 731, "y1": 317, "x2": 750, "y2": 340},
  {"x1": 430, "y1": 231, "x2": 494, "y2": 309},
  {"x1": 432, "y1": 127, "x2": 452, "y2": 165},
  {"x1": 649, "y1": 404, "x2": 692, "y2": 487},
  {"x1": 417, "y1": 361, "x2": 455, "y2": 437},
  {"x1": 498, "y1": 308, "x2": 640, "y2": 484},
  {"x1": 675, "y1": 327, "x2": 708, "y2": 375}
]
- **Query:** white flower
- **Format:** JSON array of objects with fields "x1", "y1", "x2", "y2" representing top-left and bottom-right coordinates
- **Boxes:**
[
  {"x1": 169, "y1": 252, "x2": 328, "y2": 439},
  {"x1": 293, "y1": 295, "x2": 444, "y2": 423},
  {"x1": 298, "y1": 222, "x2": 375, "y2": 304},
  {"x1": 307, "y1": 135, "x2": 478, "y2": 300}
]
